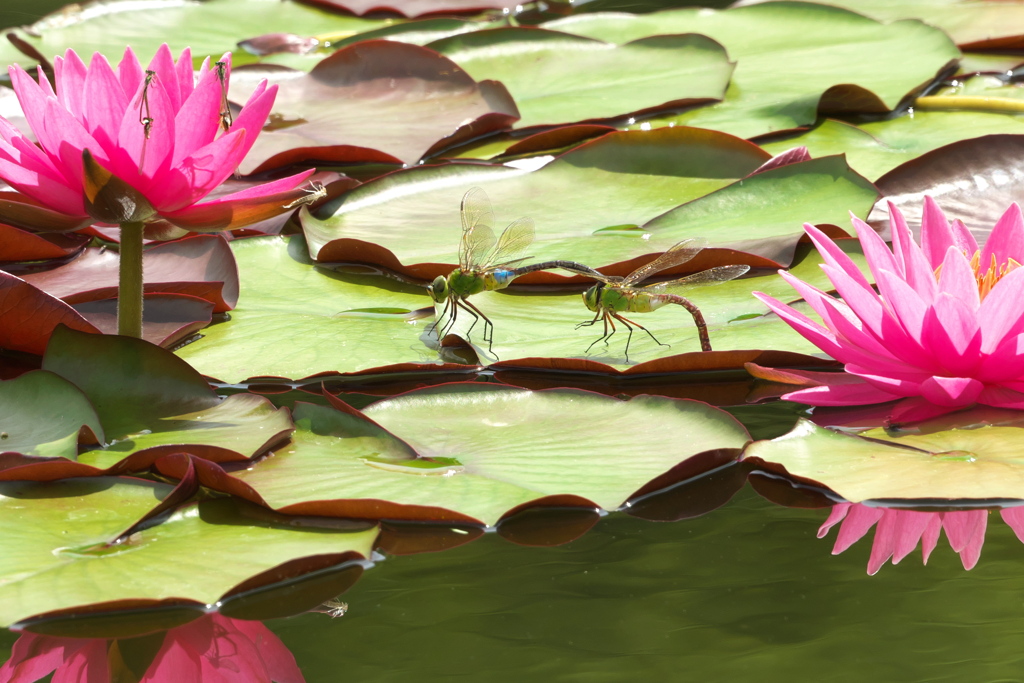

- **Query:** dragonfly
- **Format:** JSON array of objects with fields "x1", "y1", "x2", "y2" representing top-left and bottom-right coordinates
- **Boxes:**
[
  {"x1": 428, "y1": 188, "x2": 598, "y2": 352},
  {"x1": 576, "y1": 238, "x2": 750, "y2": 361}
]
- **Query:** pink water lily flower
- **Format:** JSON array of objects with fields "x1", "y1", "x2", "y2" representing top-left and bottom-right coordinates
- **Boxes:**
[
  {"x1": 752, "y1": 198, "x2": 1024, "y2": 423},
  {"x1": 819, "y1": 503, "x2": 989, "y2": 574},
  {"x1": 0, "y1": 613, "x2": 305, "y2": 682},
  {"x1": 0, "y1": 44, "x2": 314, "y2": 233},
  {"x1": 0, "y1": 44, "x2": 319, "y2": 338}
]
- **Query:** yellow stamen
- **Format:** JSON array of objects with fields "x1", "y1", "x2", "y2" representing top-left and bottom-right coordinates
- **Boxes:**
[{"x1": 944, "y1": 251, "x2": 1022, "y2": 300}]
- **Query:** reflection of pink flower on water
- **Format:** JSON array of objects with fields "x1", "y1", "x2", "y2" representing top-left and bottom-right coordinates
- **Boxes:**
[
  {"x1": 752, "y1": 198, "x2": 1024, "y2": 423},
  {"x1": 0, "y1": 614, "x2": 304, "y2": 682},
  {"x1": 819, "y1": 503, "x2": 993, "y2": 574}
]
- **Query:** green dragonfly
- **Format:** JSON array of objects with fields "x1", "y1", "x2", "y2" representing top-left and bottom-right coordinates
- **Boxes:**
[
  {"x1": 428, "y1": 188, "x2": 598, "y2": 352},
  {"x1": 577, "y1": 238, "x2": 749, "y2": 361}
]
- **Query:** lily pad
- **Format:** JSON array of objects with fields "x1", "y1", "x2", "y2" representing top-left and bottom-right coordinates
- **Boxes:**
[
  {"x1": 0, "y1": 0, "x2": 389, "y2": 69},
  {"x1": 755, "y1": 0, "x2": 1024, "y2": 49},
  {"x1": 546, "y1": 2, "x2": 959, "y2": 138},
  {"x1": 425, "y1": 28, "x2": 734, "y2": 129},
  {"x1": 232, "y1": 385, "x2": 751, "y2": 526},
  {"x1": 302, "y1": 127, "x2": 773, "y2": 279},
  {"x1": 0, "y1": 272, "x2": 100, "y2": 356},
  {"x1": 0, "y1": 371, "x2": 102, "y2": 458},
  {"x1": 868, "y1": 134, "x2": 1024, "y2": 240},
  {"x1": 300, "y1": 0, "x2": 515, "y2": 17},
  {"x1": 0, "y1": 477, "x2": 378, "y2": 628},
  {"x1": 744, "y1": 418, "x2": 1024, "y2": 502},
  {"x1": 21, "y1": 235, "x2": 239, "y2": 313},
  {"x1": 231, "y1": 41, "x2": 519, "y2": 174},
  {"x1": 760, "y1": 113, "x2": 1024, "y2": 182},
  {"x1": 0, "y1": 225, "x2": 89, "y2": 263},
  {"x1": 71, "y1": 294, "x2": 215, "y2": 349},
  {"x1": 174, "y1": 235, "x2": 444, "y2": 383}
]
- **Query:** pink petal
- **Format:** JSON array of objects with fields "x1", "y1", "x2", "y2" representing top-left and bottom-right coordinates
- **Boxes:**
[
  {"x1": 818, "y1": 503, "x2": 851, "y2": 538},
  {"x1": 851, "y1": 215, "x2": 899, "y2": 283},
  {"x1": 229, "y1": 620, "x2": 305, "y2": 683},
  {"x1": 937, "y1": 245, "x2": 980, "y2": 311},
  {"x1": 846, "y1": 369, "x2": 924, "y2": 397},
  {"x1": 51, "y1": 640, "x2": 109, "y2": 683},
  {"x1": 0, "y1": 152, "x2": 86, "y2": 216},
  {"x1": 919, "y1": 375, "x2": 983, "y2": 407},
  {"x1": 942, "y1": 509, "x2": 987, "y2": 552},
  {"x1": 159, "y1": 169, "x2": 316, "y2": 232},
  {"x1": 0, "y1": 634, "x2": 68, "y2": 682},
  {"x1": 752, "y1": 290, "x2": 845, "y2": 359},
  {"x1": 35, "y1": 65, "x2": 55, "y2": 99},
  {"x1": 53, "y1": 50, "x2": 88, "y2": 121},
  {"x1": 118, "y1": 46, "x2": 144, "y2": 99},
  {"x1": 886, "y1": 397, "x2": 960, "y2": 424},
  {"x1": 160, "y1": 128, "x2": 249, "y2": 211},
  {"x1": 977, "y1": 384, "x2": 1024, "y2": 410},
  {"x1": 116, "y1": 69, "x2": 175, "y2": 181},
  {"x1": 921, "y1": 293, "x2": 981, "y2": 370},
  {"x1": 146, "y1": 44, "x2": 183, "y2": 112},
  {"x1": 175, "y1": 47, "x2": 196, "y2": 104},
  {"x1": 1000, "y1": 507, "x2": 1024, "y2": 543},
  {"x1": 867, "y1": 510, "x2": 897, "y2": 574},
  {"x1": 805, "y1": 222, "x2": 872, "y2": 289},
  {"x1": 976, "y1": 333, "x2": 1024, "y2": 384},
  {"x1": 977, "y1": 265, "x2": 1024, "y2": 353},
  {"x1": 820, "y1": 263, "x2": 889, "y2": 339},
  {"x1": 173, "y1": 64, "x2": 230, "y2": 167},
  {"x1": 834, "y1": 504, "x2": 884, "y2": 554},
  {"x1": 39, "y1": 97, "x2": 109, "y2": 189},
  {"x1": 920, "y1": 196, "x2": 976, "y2": 269},
  {"x1": 783, "y1": 382, "x2": 906, "y2": 406},
  {"x1": 874, "y1": 268, "x2": 932, "y2": 359},
  {"x1": 921, "y1": 513, "x2": 943, "y2": 563},
  {"x1": 888, "y1": 200, "x2": 938, "y2": 300},
  {"x1": 82, "y1": 52, "x2": 129, "y2": 153},
  {"x1": 980, "y1": 203, "x2": 1024, "y2": 267},
  {"x1": 229, "y1": 80, "x2": 275, "y2": 161},
  {"x1": 8, "y1": 65, "x2": 51, "y2": 142},
  {"x1": 891, "y1": 510, "x2": 933, "y2": 564}
]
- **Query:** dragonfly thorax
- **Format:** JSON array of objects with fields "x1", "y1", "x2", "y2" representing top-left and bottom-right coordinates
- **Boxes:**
[{"x1": 448, "y1": 268, "x2": 489, "y2": 298}]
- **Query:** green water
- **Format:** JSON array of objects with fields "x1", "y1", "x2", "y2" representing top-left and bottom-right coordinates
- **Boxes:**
[{"x1": 258, "y1": 487, "x2": 1024, "y2": 682}]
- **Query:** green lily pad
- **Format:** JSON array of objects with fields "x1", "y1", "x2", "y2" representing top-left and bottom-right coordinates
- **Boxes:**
[
  {"x1": 760, "y1": 112, "x2": 1024, "y2": 182},
  {"x1": 546, "y1": 2, "x2": 959, "y2": 138},
  {"x1": 42, "y1": 327, "x2": 293, "y2": 460},
  {"x1": 743, "y1": 418, "x2": 1024, "y2": 502},
  {"x1": 233, "y1": 385, "x2": 750, "y2": 526},
  {"x1": 175, "y1": 235, "x2": 442, "y2": 384},
  {"x1": 768, "y1": 0, "x2": 1024, "y2": 49},
  {"x1": 0, "y1": 0, "x2": 389, "y2": 68},
  {"x1": 303, "y1": 127, "x2": 783, "y2": 278},
  {"x1": 0, "y1": 371, "x2": 102, "y2": 458},
  {"x1": 0, "y1": 477, "x2": 378, "y2": 628},
  {"x1": 425, "y1": 28, "x2": 734, "y2": 129}
]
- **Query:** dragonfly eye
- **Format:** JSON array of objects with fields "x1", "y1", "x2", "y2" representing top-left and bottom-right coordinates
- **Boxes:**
[
  {"x1": 428, "y1": 276, "x2": 448, "y2": 303},
  {"x1": 582, "y1": 285, "x2": 601, "y2": 312}
]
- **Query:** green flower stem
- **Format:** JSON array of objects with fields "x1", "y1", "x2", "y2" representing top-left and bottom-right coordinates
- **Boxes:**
[{"x1": 117, "y1": 221, "x2": 145, "y2": 338}]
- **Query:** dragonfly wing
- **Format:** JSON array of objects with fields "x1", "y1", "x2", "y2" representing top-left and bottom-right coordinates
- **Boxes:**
[
  {"x1": 459, "y1": 187, "x2": 497, "y2": 269},
  {"x1": 620, "y1": 237, "x2": 710, "y2": 286},
  {"x1": 483, "y1": 216, "x2": 535, "y2": 268},
  {"x1": 643, "y1": 264, "x2": 751, "y2": 294}
]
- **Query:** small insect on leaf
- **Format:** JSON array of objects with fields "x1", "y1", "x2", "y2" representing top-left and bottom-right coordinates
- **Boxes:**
[{"x1": 216, "y1": 61, "x2": 233, "y2": 133}]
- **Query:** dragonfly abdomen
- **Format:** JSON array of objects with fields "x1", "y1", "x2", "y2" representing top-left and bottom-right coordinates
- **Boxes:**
[{"x1": 483, "y1": 269, "x2": 517, "y2": 291}]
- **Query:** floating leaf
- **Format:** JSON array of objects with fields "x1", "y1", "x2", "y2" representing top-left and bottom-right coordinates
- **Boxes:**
[
  {"x1": 303, "y1": 127, "x2": 773, "y2": 280},
  {"x1": 71, "y1": 294, "x2": 214, "y2": 349},
  {"x1": 0, "y1": 272, "x2": 100, "y2": 355},
  {"x1": 233, "y1": 385, "x2": 750, "y2": 526},
  {"x1": 744, "y1": 418, "x2": 1024, "y2": 503},
  {"x1": 0, "y1": 478, "x2": 377, "y2": 628},
  {"x1": 0, "y1": 224, "x2": 89, "y2": 263},
  {"x1": 426, "y1": 28, "x2": 734, "y2": 129},
  {"x1": 0, "y1": 0, "x2": 389, "y2": 69},
  {"x1": 174, "y1": 236, "x2": 443, "y2": 383},
  {"x1": 21, "y1": 236, "x2": 239, "y2": 313},
  {"x1": 232, "y1": 41, "x2": 519, "y2": 174},
  {"x1": 0, "y1": 371, "x2": 102, "y2": 458},
  {"x1": 868, "y1": 134, "x2": 1024, "y2": 240},
  {"x1": 547, "y1": 2, "x2": 959, "y2": 137}
]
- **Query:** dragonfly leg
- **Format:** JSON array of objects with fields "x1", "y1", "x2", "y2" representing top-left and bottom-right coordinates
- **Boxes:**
[
  {"x1": 671, "y1": 296, "x2": 711, "y2": 352},
  {"x1": 614, "y1": 312, "x2": 670, "y2": 362},
  {"x1": 575, "y1": 308, "x2": 603, "y2": 330},
  {"x1": 438, "y1": 298, "x2": 459, "y2": 340},
  {"x1": 585, "y1": 311, "x2": 616, "y2": 354},
  {"x1": 460, "y1": 298, "x2": 496, "y2": 354},
  {"x1": 428, "y1": 298, "x2": 453, "y2": 339}
]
